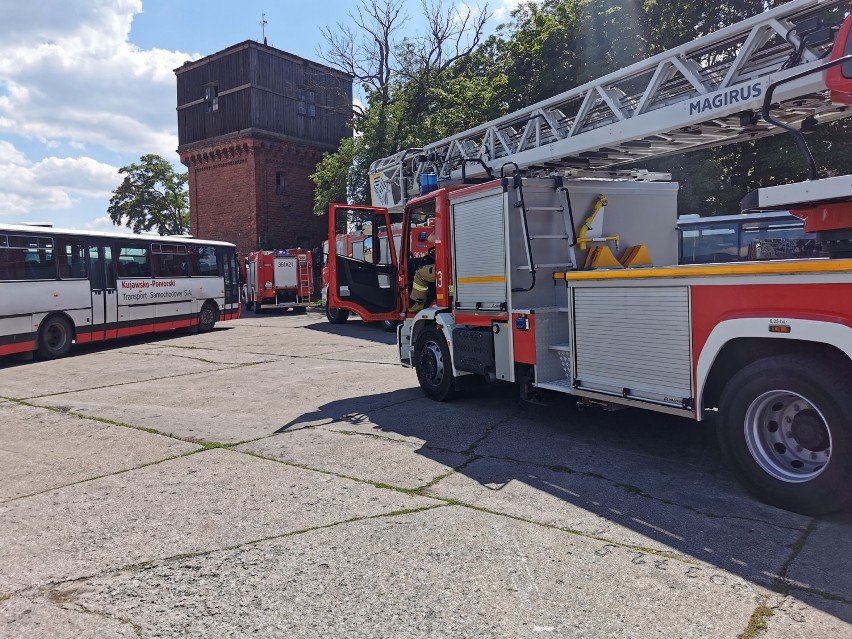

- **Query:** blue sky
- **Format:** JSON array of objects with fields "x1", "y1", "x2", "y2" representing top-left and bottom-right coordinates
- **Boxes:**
[{"x1": 0, "y1": 0, "x2": 518, "y2": 233}]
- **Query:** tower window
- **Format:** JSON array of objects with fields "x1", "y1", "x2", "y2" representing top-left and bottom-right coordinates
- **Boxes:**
[
  {"x1": 298, "y1": 89, "x2": 316, "y2": 118},
  {"x1": 204, "y1": 85, "x2": 218, "y2": 113},
  {"x1": 276, "y1": 172, "x2": 287, "y2": 194}
]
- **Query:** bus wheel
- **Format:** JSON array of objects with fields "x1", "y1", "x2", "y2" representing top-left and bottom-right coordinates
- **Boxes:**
[
  {"x1": 198, "y1": 302, "x2": 219, "y2": 333},
  {"x1": 326, "y1": 306, "x2": 349, "y2": 324},
  {"x1": 717, "y1": 355, "x2": 852, "y2": 515},
  {"x1": 37, "y1": 315, "x2": 73, "y2": 359},
  {"x1": 414, "y1": 327, "x2": 456, "y2": 402}
]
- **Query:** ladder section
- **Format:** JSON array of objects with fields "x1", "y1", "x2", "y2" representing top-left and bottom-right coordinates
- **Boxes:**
[
  {"x1": 508, "y1": 180, "x2": 577, "y2": 274},
  {"x1": 369, "y1": 0, "x2": 852, "y2": 210},
  {"x1": 297, "y1": 253, "x2": 311, "y2": 302}
]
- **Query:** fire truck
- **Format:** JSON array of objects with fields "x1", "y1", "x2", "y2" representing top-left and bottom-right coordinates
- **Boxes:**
[
  {"x1": 325, "y1": 0, "x2": 852, "y2": 514},
  {"x1": 243, "y1": 248, "x2": 315, "y2": 314}
]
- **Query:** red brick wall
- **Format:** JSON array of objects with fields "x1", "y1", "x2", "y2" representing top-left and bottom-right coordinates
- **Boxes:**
[{"x1": 180, "y1": 133, "x2": 329, "y2": 259}]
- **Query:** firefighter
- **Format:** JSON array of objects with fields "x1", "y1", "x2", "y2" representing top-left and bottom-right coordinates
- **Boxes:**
[{"x1": 408, "y1": 233, "x2": 436, "y2": 313}]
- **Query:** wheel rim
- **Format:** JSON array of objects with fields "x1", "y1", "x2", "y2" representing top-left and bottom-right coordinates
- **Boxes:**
[
  {"x1": 45, "y1": 322, "x2": 67, "y2": 351},
  {"x1": 420, "y1": 340, "x2": 445, "y2": 388},
  {"x1": 201, "y1": 307, "x2": 214, "y2": 325},
  {"x1": 744, "y1": 390, "x2": 832, "y2": 483}
]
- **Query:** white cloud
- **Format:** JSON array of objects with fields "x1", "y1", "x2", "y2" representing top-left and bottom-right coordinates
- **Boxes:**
[
  {"x1": 0, "y1": 0, "x2": 198, "y2": 160},
  {"x1": 493, "y1": 0, "x2": 526, "y2": 21},
  {"x1": 0, "y1": 140, "x2": 28, "y2": 165},
  {"x1": 0, "y1": 141, "x2": 120, "y2": 216},
  {"x1": 83, "y1": 215, "x2": 138, "y2": 235}
]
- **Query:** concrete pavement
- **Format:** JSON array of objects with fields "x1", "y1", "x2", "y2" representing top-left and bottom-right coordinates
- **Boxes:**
[{"x1": 1, "y1": 310, "x2": 850, "y2": 637}]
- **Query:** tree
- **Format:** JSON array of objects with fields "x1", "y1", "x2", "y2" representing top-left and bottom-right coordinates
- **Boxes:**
[
  {"x1": 108, "y1": 154, "x2": 189, "y2": 235},
  {"x1": 312, "y1": 0, "x2": 493, "y2": 213}
]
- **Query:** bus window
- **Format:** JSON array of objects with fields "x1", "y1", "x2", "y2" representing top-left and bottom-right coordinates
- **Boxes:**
[
  {"x1": 116, "y1": 242, "x2": 151, "y2": 278},
  {"x1": 3, "y1": 235, "x2": 55, "y2": 280},
  {"x1": 152, "y1": 243, "x2": 188, "y2": 277},
  {"x1": 188, "y1": 246, "x2": 218, "y2": 276},
  {"x1": 742, "y1": 222, "x2": 823, "y2": 260},
  {"x1": 56, "y1": 238, "x2": 88, "y2": 279},
  {"x1": 681, "y1": 224, "x2": 739, "y2": 264}
]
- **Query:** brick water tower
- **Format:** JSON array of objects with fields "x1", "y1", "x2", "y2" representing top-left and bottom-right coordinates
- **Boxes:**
[{"x1": 175, "y1": 41, "x2": 352, "y2": 258}]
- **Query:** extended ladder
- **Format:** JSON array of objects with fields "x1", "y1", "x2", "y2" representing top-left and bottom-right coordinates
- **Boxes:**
[{"x1": 369, "y1": 0, "x2": 852, "y2": 211}]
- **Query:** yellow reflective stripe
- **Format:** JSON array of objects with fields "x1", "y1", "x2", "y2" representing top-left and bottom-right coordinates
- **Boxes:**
[
  {"x1": 562, "y1": 258, "x2": 852, "y2": 281},
  {"x1": 457, "y1": 275, "x2": 505, "y2": 284},
  {"x1": 412, "y1": 282, "x2": 429, "y2": 291}
]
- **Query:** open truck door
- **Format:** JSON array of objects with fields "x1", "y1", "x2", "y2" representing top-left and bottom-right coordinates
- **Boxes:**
[{"x1": 325, "y1": 204, "x2": 401, "y2": 324}]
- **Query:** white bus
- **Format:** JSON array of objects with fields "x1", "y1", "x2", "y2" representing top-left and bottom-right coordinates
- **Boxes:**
[
  {"x1": 678, "y1": 211, "x2": 825, "y2": 264},
  {"x1": 0, "y1": 224, "x2": 240, "y2": 360}
]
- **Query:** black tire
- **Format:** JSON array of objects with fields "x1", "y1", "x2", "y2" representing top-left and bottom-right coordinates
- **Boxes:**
[
  {"x1": 717, "y1": 355, "x2": 852, "y2": 515},
  {"x1": 198, "y1": 301, "x2": 219, "y2": 333},
  {"x1": 326, "y1": 305, "x2": 349, "y2": 324},
  {"x1": 381, "y1": 319, "x2": 398, "y2": 333},
  {"x1": 253, "y1": 298, "x2": 264, "y2": 315},
  {"x1": 37, "y1": 315, "x2": 73, "y2": 359},
  {"x1": 414, "y1": 326, "x2": 456, "y2": 402},
  {"x1": 246, "y1": 298, "x2": 254, "y2": 312}
]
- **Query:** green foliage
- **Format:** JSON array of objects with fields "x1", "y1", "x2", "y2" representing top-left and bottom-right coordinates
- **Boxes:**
[
  {"x1": 315, "y1": 0, "x2": 852, "y2": 217},
  {"x1": 312, "y1": 137, "x2": 361, "y2": 215},
  {"x1": 108, "y1": 154, "x2": 188, "y2": 235}
]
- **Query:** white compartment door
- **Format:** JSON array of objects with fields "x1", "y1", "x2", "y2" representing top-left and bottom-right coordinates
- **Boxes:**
[
  {"x1": 453, "y1": 190, "x2": 506, "y2": 311},
  {"x1": 573, "y1": 286, "x2": 692, "y2": 408}
]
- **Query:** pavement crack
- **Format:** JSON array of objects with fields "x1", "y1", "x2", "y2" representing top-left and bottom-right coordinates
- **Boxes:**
[
  {"x1": 3, "y1": 398, "x2": 189, "y2": 443},
  {"x1": 737, "y1": 599, "x2": 774, "y2": 639},
  {"x1": 772, "y1": 519, "x2": 817, "y2": 593},
  {"x1": 4, "y1": 360, "x2": 275, "y2": 400},
  {"x1": 462, "y1": 408, "x2": 523, "y2": 457},
  {"x1": 42, "y1": 587, "x2": 143, "y2": 637},
  {"x1": 131, "y1": 351, "x2": 249, "y2": 366},
  {"x1": 0, "y1": 449, "x2": 201, "y2": 505},
  {"x1": 39, "y1": 506, "x2": 446, "y2": 590}
]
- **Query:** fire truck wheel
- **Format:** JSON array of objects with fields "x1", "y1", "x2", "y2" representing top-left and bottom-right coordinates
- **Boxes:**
[
  {"x1": 198, "y1": 302, "x2": 219, "y2": 333},
  {"x1": 382, "y1": 320, "x2": 398, "y2": 332},
  {"x1": 414, "y1": 327, "x2": 456, "y2": 402},
  {"x1": 326, "y1": 306, "x2": 349, "y2": 324},
  {"x1": 717, "y1": 355, "x2": 852, "y2": 515},
  {"x1": 37, "y1": 314, "x2": 73, "y2": 359},
  {"x1": 253, "y1": 301, "x2": 264, "y2": 314}
]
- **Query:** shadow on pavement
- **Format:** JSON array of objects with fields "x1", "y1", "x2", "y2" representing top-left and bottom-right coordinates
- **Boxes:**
[
  {"x1": 278, "y1": 382, "x2": 851, "y2": 624},
  {"x1": 0, "y1": 325, "x2": 236, "y2": 369},
  {"x1": 301, "y1": 318, "x2": 397, "y2": 345}
]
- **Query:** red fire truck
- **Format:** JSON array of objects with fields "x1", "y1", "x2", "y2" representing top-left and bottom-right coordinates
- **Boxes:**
[
  {"x1": 325, "y1": 1, "x2": 852, "y2": 515},
  {"x1": 243, "y1": 248, "x2": 315, "y2": 314}
]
